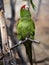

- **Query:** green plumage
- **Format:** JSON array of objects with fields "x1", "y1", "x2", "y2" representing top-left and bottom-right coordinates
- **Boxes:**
[{"x1": 16, "y1": 8, "x2": 35, "y2": 65}]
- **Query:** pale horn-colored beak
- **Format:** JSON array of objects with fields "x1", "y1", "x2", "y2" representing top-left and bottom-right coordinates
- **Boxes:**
[{"x1": 25, "y1": 5, "x2": 29, "y2": 10}]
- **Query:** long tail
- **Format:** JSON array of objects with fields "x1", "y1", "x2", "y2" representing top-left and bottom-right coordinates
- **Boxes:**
[{"x1": 24, "y1": 41, "x2": 32, "y2": 65}]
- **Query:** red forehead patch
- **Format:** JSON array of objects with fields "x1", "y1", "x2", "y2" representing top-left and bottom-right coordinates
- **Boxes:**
[{"x1": 21, "y1": 5, "x2": 26, "y2": 9}]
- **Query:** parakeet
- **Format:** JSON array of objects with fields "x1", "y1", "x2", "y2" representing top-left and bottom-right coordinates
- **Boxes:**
[{"x1": 16, "y1": 5, "x2": 35, "y2": 65}]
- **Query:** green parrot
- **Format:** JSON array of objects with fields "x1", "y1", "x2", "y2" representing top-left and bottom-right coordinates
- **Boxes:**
[{"x1": 16, "y1": 5, "x2": 35, "y2": 65}]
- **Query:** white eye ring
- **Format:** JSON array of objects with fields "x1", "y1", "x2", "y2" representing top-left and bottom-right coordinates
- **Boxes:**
[
  {"x1": 25, "y1": 5, "x2": 29, "y2": 10},
  {"x1": 25, "y1": 5, "x2": 29, "y2": 9}
]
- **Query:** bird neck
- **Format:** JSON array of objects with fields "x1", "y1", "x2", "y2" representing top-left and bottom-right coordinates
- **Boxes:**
[{"x1": 21, "y1": 16, "x2": 31, "y2": 21}]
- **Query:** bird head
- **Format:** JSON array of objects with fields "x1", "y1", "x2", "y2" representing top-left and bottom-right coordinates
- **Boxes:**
[
  {"x1": 20, "y1": 5, "x2": 31, "y2": 18},
  {"x1": 21, "y1": 5, "x2": 29, "y2": 10}
]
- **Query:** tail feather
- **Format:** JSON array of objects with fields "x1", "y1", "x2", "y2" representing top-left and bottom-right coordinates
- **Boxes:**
[{"x1": 24, "y1": 41, "x2": 32, "y2": 65}]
